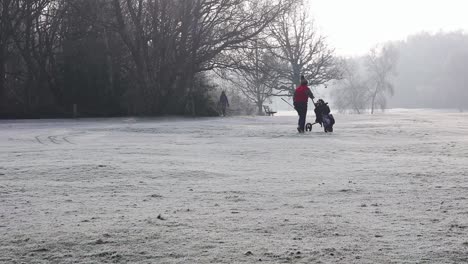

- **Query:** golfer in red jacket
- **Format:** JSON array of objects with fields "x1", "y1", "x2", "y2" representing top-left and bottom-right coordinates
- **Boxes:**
[{"x1": 293, "y1": 76, "x2": 315, "y2": 133}]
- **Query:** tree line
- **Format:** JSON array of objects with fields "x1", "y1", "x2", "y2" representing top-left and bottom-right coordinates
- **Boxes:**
[
  {"x1": 332, "y1": 45, "x2": 398, "y2": 114},
  {"x1": 389, "y1": 31, "x2": 468, "y2": 111},
  {"x1": 332, "y1": 31, "x2": 468, "y2": 113},
  {"x1": 0, "y1": 0, "x2": 342, "y2": 118},
  {"x1": 2, "y1": 1, "x2": 466, "y2": 118}
]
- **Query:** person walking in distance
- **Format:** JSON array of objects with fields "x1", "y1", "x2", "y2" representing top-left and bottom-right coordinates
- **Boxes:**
[
  {"x1": 219, "y1": 91, "x2": 230, "y2": 116},
  {"x1": 293, "y1": 76, "x2": 315, "y2": 133}
]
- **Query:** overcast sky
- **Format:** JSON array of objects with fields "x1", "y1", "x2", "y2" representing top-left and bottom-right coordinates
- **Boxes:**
[{"x1": 308, "y1": 0, "x2": 468, "y2": 56}]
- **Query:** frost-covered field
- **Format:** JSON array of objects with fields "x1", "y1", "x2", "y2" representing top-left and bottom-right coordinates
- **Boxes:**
[{"x1": 1, "y1": 110, "x2": 468, "y2": 264}]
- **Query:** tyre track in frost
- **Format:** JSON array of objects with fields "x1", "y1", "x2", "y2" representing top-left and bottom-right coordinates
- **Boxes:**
[
  {"x1": 34, "y1": 133, "x2": 80, "y2": 145},
  {"x1": 48, "y1": 136, "x2": 60, "y2": 144},
  {"x1": 35, "y1": 136, "x2": 45, "y2": 145},
  {"x1": 62, "y1": 137, "x2": 75, "y2": 144}
]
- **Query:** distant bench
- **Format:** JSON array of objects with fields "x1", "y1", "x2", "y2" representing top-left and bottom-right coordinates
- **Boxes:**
[{"x1": 263, "y1": 105, "x2": 277, "y2": 116}]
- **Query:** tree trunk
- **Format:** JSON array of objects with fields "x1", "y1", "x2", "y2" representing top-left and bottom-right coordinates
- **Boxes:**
[
  {"x1": 257, "y1": 102, "x2": 263, "y2": 115},
  {"x1": 0, "y1": 0, "x2": 9, "y2": 110},
  {"x1": 103, "y1": 26, "x2": 114, "y2": 99},
  {"x1": 291, "y1": 63, "x2": 301, "y2": 96},
  {"x1": 292, "y1": 64, "x2": 301, "y2": 87},
  {"x1": 371, "y1": 89, "x2": 377, "y2": 114},
  {"x1": 113, "y1": 0, "x2": 152, "y2": 114},
  {"x1": 24, "y1": 2, "x2": 33, "y2": 114},
  {"x1": 187, "y1": 0, "x2": 201, "y2": 116},
  {"x1": 0, "y1": 41, "x2": 5, "y2": 107}
]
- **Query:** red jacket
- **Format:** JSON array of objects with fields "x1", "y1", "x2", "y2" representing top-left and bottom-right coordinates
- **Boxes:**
[{"x1": 294, "y1": 85, "x2": 314, "y2": 103}]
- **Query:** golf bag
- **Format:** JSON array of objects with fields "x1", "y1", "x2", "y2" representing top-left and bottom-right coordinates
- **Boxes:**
[{"x1": 314, "y1": 99, "x2": 335, "y2": 133}]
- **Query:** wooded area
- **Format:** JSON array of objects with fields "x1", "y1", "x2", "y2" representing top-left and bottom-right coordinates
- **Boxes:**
[
  {"x1": 0, "y1": 0, "x2": 344, "y2": 118},
  {"x1": 0, "y1": 0, "x2": 303, "y2": 117},
  {"x1": 390, "y1": 31, "x2": 468, "y2": 111},
  {"x1": 332, "y1": 31, "x2": 468, "y2": 113}
]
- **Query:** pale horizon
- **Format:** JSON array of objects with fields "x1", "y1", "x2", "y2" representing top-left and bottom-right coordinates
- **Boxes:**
[{"x1": 308, "y1": 0, "x2": 468, "y2": 56}]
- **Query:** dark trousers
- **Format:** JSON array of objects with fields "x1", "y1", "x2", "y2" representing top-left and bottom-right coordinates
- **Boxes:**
[
  {"x1": 294, "y1": 102, "x2": 308, "y2": 131},
  {"x1": 220, "y1": 105, "x2": 227, "y2": 116}
]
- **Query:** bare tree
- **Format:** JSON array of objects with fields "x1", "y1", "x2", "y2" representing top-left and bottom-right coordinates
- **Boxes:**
[
  {"x1": 269, "y1": 5, "x2": 341, "y2": 96},
  {"x1": 366, "y1": 44, "x2": 398, "y2": 114},
  {"x1": 220, "y1": 38, "x2": 284, "y2": 115},
  {"x1": 0, "y1": 0, "x2": 10, "y2": 106},
  {"x1": 332, "y1": 58, "x2": 369, "y2": 114},
  {"x1": 111, "y1": 0, "x2": 292, "y2": 115},
  {"x1": 1, "y1": 0, "x2": 62, "y2": 112}
]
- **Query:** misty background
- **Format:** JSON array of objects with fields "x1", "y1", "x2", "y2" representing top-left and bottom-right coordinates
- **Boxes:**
[{"x1": 1, "y1": 0, "x2": 467, "y2": 118}]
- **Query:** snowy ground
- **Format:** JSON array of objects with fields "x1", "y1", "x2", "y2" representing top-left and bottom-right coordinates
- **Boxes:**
[{"x1": 1, "y1": 110, "x2": 468, "y2": 264}]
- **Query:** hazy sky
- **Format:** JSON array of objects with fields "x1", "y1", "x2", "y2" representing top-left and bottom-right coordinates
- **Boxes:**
[{"x1": 308, "y1": 0, "x2": 468, "y2": 56}]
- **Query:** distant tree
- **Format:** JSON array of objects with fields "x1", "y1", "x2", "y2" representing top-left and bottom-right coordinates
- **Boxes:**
[
  {"x1": 332, "y1": 59, "x2": 369, "y2": 114},
  {"x1": 2, "y1": 0, "x2": 61, "y2": 114},
  {"x1": 388, "y1": 31, "x2": 468, "y2": 109},
  {"x1": 366, "y1": 44, "x2": 398, "y2": 114},
  {"x1": 269, "y1": 5, "x2": 341, "y2": 96},
  {"x1": 220, "y1": 39, "x2": 284, "y2": 115},
  {"x1": 62, "y1": 0, "x2": 123, "y2": 115},
  {"x1": 445, "y1": 51, "x2": 468, "y2": 111},
  {"x1": 0, "y1": 0, "x2": 11, "y2": 108}
]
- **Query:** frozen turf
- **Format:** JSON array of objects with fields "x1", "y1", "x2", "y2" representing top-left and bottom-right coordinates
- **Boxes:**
[{"x1": 1, "y1": 110, "x2": 468, "y2": 263}]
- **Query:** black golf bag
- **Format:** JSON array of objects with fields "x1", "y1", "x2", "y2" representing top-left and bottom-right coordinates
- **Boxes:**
[{"x1": 314, "y1": 100, "x2": 335, "y2": 133}]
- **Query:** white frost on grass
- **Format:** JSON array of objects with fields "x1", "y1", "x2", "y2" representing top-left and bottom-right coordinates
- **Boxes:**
[{"x1": 1, "y1": 110, "x2": 468, "y2": 263}]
